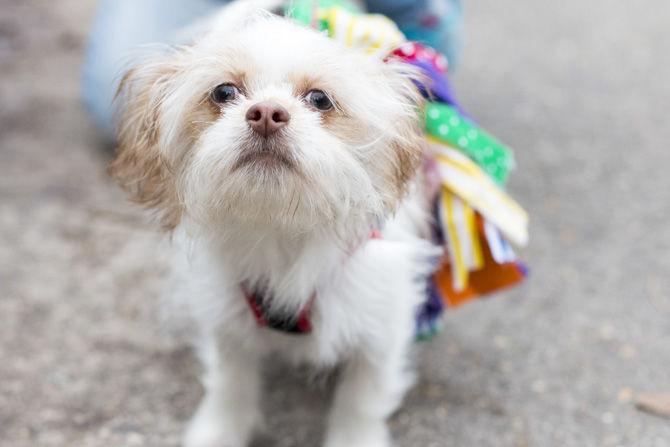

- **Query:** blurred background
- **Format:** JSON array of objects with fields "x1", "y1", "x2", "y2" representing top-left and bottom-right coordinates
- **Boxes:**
[{"x1": 1, "y1": 1, "x2": 669, "y2": 446}]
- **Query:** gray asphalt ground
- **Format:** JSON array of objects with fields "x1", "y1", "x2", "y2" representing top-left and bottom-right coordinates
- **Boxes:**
[{"x1": 1, "y1": 1, "x2": 670, "y2": 446}]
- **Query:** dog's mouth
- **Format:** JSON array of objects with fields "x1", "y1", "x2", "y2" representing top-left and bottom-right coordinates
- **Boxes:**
[{"x1": 232, "y1": 140, "x2": 297, "y2": 172}]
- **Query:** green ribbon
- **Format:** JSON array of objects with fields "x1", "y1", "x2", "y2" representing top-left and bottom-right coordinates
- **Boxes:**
[
  {"x1": 285, "y1": 0, "x2": 361, "y2": 29},
  {"x1": 425, "y1": 103, "x2": 515, "y2": 185},
  {"x1": 284, "y1": 3, "x2": 516, "y2": 187}
]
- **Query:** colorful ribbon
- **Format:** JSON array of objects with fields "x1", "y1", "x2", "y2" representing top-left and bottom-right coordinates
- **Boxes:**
[
  {"x1": 426, "y1": 103, "x2": 515, "y2": 185},
  {"x1": 286, "y1": 0, "x2": 529, "y2": 336}
]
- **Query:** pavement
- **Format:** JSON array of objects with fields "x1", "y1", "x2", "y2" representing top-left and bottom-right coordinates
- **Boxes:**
[{"x1": 1, "y1": 0, "x2": 669, "y2": 446}]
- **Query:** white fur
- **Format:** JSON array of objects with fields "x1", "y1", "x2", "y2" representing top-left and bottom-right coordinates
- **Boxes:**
[
  {"x1": 173, "y1": 192, "x2": 437, "y2": 447},
  {"x1": 116, "y1": 4, "x2": 440, "y2": 446}
]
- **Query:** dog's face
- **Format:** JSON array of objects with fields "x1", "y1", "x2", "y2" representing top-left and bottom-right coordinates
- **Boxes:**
[{"x1": 111, "y1": 12, "x2": 423, "y2": 234}]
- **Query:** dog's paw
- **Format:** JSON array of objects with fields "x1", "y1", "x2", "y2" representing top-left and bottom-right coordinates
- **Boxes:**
[
  {"x1": 183, "y1": 421, "x2": 231, "y2": 447},
  {"x1": 182, "y1": 408, "x2": 242, "y2": 447},
  {"x1": 323, "y1": 421, "x2": 391, "y2": 447}
]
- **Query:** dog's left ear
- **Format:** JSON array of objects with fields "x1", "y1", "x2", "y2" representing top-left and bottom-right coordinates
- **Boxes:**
[
  {"x1": 377, "y1": 60, "x2": 426, "y2": 210},
  {"x1": 109, "y1": 56, "x2": 184, "y2": 230}
]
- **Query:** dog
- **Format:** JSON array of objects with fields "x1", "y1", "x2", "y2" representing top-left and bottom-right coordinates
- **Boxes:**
[{"x1": 110, "y1": 2, "x2": 439, "y2": 446}]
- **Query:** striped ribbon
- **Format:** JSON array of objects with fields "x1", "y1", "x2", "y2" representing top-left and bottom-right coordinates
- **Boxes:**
[
  {"x1": 321, "y1": 6, "x2": 406, "y2": 54},
  {"x1": 439, "y1": 190, "x2": 484, "y2": 291},
  {"x1": 286, "y1": 0, "x2": 529, "y2": 311},
  {"x1": 431, "y1": 141, "x2": 528, "y2": 247}
]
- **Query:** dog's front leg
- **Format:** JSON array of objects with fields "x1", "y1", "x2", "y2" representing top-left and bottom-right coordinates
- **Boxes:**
[
  {"x1": 183, "y1": 335, "x2": 261, "y2": 447},
  {"x1": 323, "y1": 343, "x2": 414, "y2": 447}
]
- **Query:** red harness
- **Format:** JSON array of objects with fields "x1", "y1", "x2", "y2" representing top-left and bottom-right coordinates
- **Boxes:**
[
  {"x1": 242, "y1": 230, "x2": 383, "y2": 335},
  {"x1": 242, "y1": 284, "x2": 315, "y2": 334}
]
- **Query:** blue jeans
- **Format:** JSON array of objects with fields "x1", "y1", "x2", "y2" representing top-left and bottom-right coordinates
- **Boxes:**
[{"x1": 82, "y1": 0, "x2": 462, "y2": 138}]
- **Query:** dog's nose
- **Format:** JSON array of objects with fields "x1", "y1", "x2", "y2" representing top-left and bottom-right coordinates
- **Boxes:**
[{"x1": 245, "y1": 101, "x2": 290, "y2": 137}]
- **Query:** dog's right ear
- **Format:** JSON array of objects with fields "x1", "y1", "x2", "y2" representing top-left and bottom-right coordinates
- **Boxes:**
[{"x1": 108, "y1": 57, "x2": 183, "y2": 230}]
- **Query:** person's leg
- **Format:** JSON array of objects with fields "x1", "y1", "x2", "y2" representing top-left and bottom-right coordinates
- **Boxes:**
[
  {"x1": 365, "y1": 0, "x2": 462, "y2": 69},
  {"x1": 82, "y1": 0, "x2": 228, "y2": 138}
]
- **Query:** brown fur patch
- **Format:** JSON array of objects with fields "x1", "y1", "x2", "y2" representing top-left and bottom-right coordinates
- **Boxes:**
[
  {"x1": 186, "y1": 71, "x2": 248, "y2": 139},
  {"x1": 108, "y1": 63, "x2": 183, "y2": 230},
  {"x1": 391, "y1": 136, "x2": 423, "y2": 193},
  {"x1": 321, "y1": 104, "x2": 424, "y2": 212},
  {"x1": 389, "y1": 107, "x2": 425, "y2": 206},
  {"x1": 229, "y1": 70, "x2": 248, "y2": 94},
  {"x1": 291, "y1": 74, "x2": 341, "y2": 124},
  {"x1": 185, "y1": 93, "x2": 221, "y2": 141},
  {"x1": 291, "y1": 73, "x2": 325, "y2": 98},
  {"x1": 320, "y1": 113, "x2": 358, "y2": 140}
]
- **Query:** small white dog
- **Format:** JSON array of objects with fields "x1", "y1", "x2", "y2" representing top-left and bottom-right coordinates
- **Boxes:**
[{"x1": 111, "y1": 3, "x2": 438, "y2": 446}]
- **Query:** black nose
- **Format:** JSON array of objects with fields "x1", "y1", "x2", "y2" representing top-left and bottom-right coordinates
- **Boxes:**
[{"x1": 245, "y1": 101, "x2": 290, "y2": 137}]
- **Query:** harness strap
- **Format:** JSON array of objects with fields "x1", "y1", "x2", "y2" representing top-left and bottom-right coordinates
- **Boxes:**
[
  {"x1": 242, "y1": 284, "x2": 315, "y2": 334},
  {"x1": 242, "y1": 230, "x2": 381, "y2": 335}
]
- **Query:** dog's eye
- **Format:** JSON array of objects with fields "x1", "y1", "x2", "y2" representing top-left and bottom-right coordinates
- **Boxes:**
[
  {"x1": 211, "y1": 83, "x2": 240, "y2": 104},
  {"x1": 306, "y1": 90, "x2": 333, "y2": 111}
]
